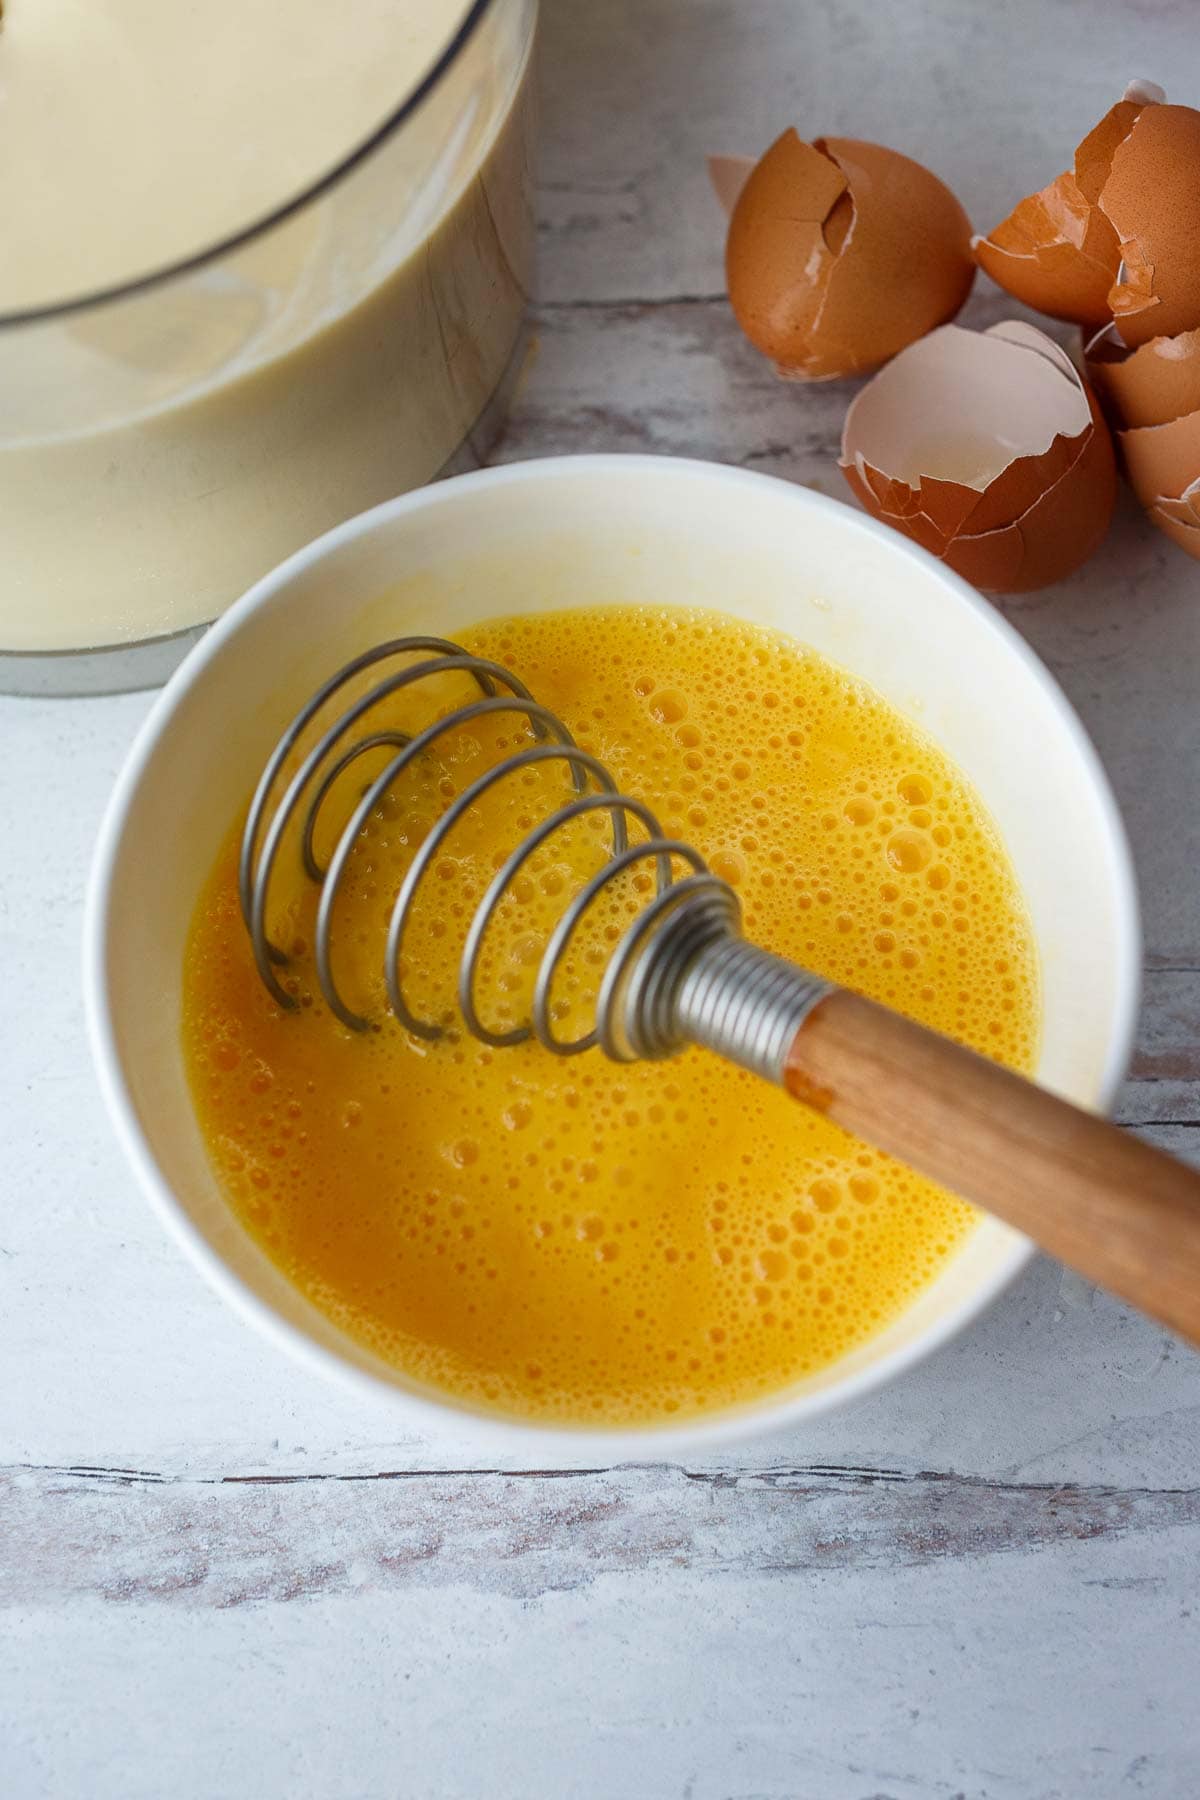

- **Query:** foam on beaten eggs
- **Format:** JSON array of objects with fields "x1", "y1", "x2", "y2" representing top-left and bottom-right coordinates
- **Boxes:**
[{"x1": 183, "y1": 607, "x2": 1039, "y2": 1425}]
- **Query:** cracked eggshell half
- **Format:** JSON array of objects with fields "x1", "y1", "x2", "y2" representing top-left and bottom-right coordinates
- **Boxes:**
[
  {"x1": 1100, "y1": 101, "x2": 1200, "y2": 347},
  {"x1": 972, "y1": 89, "x2": 1155, "y2": 328},
  {"x1": 1119, "y1": 406, "x2": 1200, "y2": 562},
  {"x1": 839, "y1": 321, "x2": 1117, "y2": 593},
  {"x1": 975, "y1": 82, "x2": 1200, "y2": 347},
  {"x1": 1085, "y1": 320, "x2": 1200, "y2": 559},
  {"x1": 721, "y1": 129, "x2": 974, "y2": 380},
  {"x1": 1148, "y1": 483, "x2": 1200, "y2": 560},
  {"x1": 1086, "y1": 321, "x2": 1200, "y2": 428}
]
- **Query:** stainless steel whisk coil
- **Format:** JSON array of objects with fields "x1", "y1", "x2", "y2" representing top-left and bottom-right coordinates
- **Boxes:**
[{"x1": 239, "y1": 636, "x2": 833, "y2": 1083}]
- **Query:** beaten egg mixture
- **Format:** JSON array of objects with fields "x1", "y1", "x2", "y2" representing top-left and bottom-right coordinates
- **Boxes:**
[{"x1": 183, "y1": 606, "x2": 1038, "y2": 1425}]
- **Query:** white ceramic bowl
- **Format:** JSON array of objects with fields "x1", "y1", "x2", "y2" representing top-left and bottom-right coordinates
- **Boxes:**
[{"x1": 85, "y1": 455, "x2": 1141, "y2": 1454}]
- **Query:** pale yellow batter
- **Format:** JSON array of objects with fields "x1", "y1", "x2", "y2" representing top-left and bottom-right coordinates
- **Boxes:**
[
  {"x1": 1, "y1": 0, "x2": 474, "y2": 311},
  {"x1": 0, "y1": 0, "x2": 534, "y2": 655}
]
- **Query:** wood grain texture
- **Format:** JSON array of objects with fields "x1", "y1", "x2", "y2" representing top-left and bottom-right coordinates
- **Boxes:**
[
  {"x1": 6, "y1": 1521, "x2": 1198, "y2": 1800},
  {"x1": 5, "y1": 0, "x2": 1200, "y2": 1793},
  {"x1": 4, "y1": 1461, "x2": 1200, "y2": 1609},
  {"x1": 1122, "y1": 972, "x2": 1200, "y2": 1125},
  {"x1": 6, "y1": 1465, "x2": 1200, "y2": 1796}
]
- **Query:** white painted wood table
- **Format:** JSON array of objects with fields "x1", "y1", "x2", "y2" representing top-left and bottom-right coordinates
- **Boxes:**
[{"x1": 4, "y1": 3, "x2": 1200, "y2": 1794}]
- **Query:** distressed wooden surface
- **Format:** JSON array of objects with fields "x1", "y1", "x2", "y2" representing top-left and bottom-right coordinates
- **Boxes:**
[{"x1": 4, "y1": 1, "x2": 1200, "y2": 1795}]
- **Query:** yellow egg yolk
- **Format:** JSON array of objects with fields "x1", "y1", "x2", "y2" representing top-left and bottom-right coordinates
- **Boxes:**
[{"x1": 182, "y1": 606, "x2": 1039, "y2": 1426}]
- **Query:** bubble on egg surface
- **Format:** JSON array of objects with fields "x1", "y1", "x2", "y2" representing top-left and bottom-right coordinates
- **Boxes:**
[{"x1": 182, "y1": 605, "x2": 1039, "y2": 1427}]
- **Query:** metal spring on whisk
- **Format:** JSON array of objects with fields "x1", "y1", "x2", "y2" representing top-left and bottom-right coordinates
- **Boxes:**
[{"x1": 239, "y1": 636, "x2": 832, "y2": 1081}]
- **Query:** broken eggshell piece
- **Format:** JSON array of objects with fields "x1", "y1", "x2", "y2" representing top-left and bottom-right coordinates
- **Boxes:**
[
  {"x1": 974, "y1": 82, "x2": 1200, "y2": 348},
  {"x1": 1147, "y1": 482, "x2": 1200, "y2": 560},
  {"x1": 972, "y1": 90, "x2": 1156, "y2": 329},
  {"x1": 1100, "y1": 101, "x2": 1200, "y2": 348},
  {"x1": 840, "y1": 321, "x2": 1117, "y2": 593},
  {"x1": 1086, "y1": 322, "x2": 1200, "y2": 561},
  {"x1": 1119, "y1": 407, "x2": 1200, "y2": 562},
  {"x1": 1086, "y1": 321, "x2": 1200, "y2": 429},
  {"x1": 721, "y1": 130, "x2": 974, "y2": 381}
]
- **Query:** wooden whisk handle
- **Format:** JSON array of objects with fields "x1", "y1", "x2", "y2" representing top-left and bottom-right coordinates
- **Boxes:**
[{"x1": 785, "y1": 990, "x2": 1200, "y2": 1347}]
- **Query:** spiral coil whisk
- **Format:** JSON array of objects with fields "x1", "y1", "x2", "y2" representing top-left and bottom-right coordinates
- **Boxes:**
[
  {"x1": 239, "y1": 636, "x2": 831, "y2": 1081},
  {"x1": 218, "y1": 623, "x2": 1200, "y2": 1354}
]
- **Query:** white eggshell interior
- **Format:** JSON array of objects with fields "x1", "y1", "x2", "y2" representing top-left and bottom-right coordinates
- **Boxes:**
[{"x1": 843, "y1": 322, "x2": 1090, "y2": 491}]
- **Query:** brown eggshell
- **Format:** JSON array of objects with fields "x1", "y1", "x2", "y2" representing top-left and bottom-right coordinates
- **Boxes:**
[
  {"x1": 938, "y1": 523, "x2": 1027, "y2": 593},
  {"x1": 725, "y1": 129, "x2": 974, "y2": 380},
  {"x1": 868, "y1": 408, "x2": 1115, "y2": 593},
  {"x1": 1148, "y1": 477, "x2": 1200, "y2": 561},
  {"x1": 978, "y1": 391, "x2": 1116, "y2": 589},
  {"x1": 840, "y1": 321, "x2": 1116, "y2": 593},
  {"x1": 1086, "y1": 322, "x2": 1200, "y2": 428},
  {"x1": 1119, "y1": 406, "x2": 1200, "y2": 511},
  {"x1": 973, "y1": 99, "x2": 1145, "y2": 326},
  {"x1": 1101, "y1": 105, "x2": 1200, "y2": 347},
  {"x1": 1154, "y1": 485, "x2": 1200, "y2": 528}
]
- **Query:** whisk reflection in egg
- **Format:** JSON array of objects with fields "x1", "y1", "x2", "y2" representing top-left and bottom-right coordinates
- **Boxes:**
[{"x1": 239, "y1": 635, "x2": 830, "y2": 1077}]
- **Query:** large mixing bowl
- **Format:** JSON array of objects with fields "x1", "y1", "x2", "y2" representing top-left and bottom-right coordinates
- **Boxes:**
[
  {"x1": 2, "y1": 0, "x2": 536, "y2": 695},
  {"x1": 85, "y1": 455, "x2": 1140, "y2": 1453}
]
